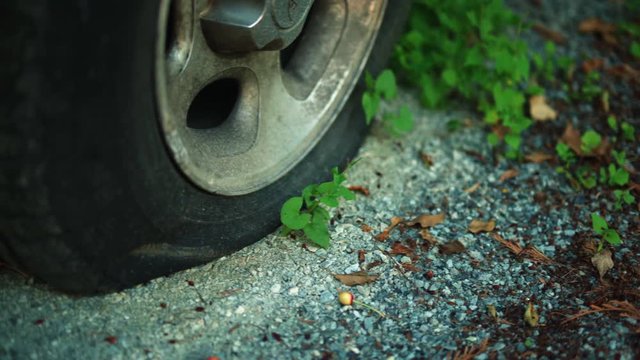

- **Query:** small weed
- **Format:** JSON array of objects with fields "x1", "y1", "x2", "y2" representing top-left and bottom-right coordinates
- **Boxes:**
[
  {"x1": 394, "y1": 0, "x2": 531, "y2": 158},
  {"x1": 280, "y1": 167, "x2": 355, "y2": 248},
  {"x1": 362, "y1": 69, "x2": 414, "y2": 136},
  {"x1": 591, "y1": 213, "x2": 622, "y2": 251}
]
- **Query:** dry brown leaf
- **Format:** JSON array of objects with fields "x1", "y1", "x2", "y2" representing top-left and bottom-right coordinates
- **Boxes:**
[
  {"x1": 524, "y1": 152, "x2": 554, "y2": 163},
  {"x1": 390, "y1": 242, "x2": 414, "y2": 256},
  {"x1": 582, "y1": 58, "x2": 604, "y2": 73},
  {"x1": 419, "y1": 229, "x2": 438, "y2": 245},
  {"x1": 529, "y1": 95, "x2": 558, "y2": 121},
  {"x1": 448, "y1": 338, "x2": 490, "y2": 360},
  {"x1": 468, "y1": 219, "x2": 496, "y2": 233},
  {"x1": 498, "y1": 169, "x2": 518, "y2": 182},
  {"x1": 607, "y1": 64, "x2": 640, "y2": 80},
  {"x1": 439, "y1": 240, "x2": 466, "y2": 255},
  {"x1": 360, "y1": 224, "x2": 373, "y2": 233},
  {"x1": 348, "y1": 185, "x2": 370, "y2": 196},
  {"x1": 401, "y1": 263, "x2": 420, "y2": 272},
  {"x1": 420, "y1": 152, "x2": 434, "y2": 167},
  {"x1": 464, "y1": 182, "x2": 481, "y2": 193},
  {"x1": 406, "y1": 213, "x2": 445, "y2": 228},
  {"x1": 591, "y1": 249, "x2": 614, "y2": 279},
  {"x1": 579, "y1": 18, "x2": 616, "y2": 33},
  {"x1": 561, "y1": 123, "x2": 583, "y2": 154},
  {"x1": 333, "y1": 271, "x2": 379, "y2": 286},
  {"x1": 581, "y1": 239, "x2": 598, "y2": 256},
  {"x1": 578, "y1": 18, "x2": 617, "y2": 44},
  {"x1": 532, "y1": 22, "x2": 567, "y2": 44},
  {"x1": 524, "y1": 302, "x2": 539, "y2": 327},
  {"x1": 491, "y1": 233, "x2": 553, "y2": 264},
  {"x1": 374, "y1": 216, "x2": 404, "y2": 241}
]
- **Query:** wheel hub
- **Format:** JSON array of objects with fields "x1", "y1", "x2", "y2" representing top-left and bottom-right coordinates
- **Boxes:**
[
  {"x1": 156, "y1": 0, "x2": 387, "y2": 195},
  {"x1": 200, "y1": 0, "x2": 315, "y2": 52}
]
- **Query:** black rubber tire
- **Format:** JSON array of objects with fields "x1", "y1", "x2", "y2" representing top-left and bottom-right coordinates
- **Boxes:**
[{"x1": 0, "y1": 1, "x2": 410, "y2": 293}]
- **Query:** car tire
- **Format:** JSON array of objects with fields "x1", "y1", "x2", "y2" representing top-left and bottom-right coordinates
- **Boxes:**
[{"x1": 0, "y1": 0, "x2": 410, "y2": 293}]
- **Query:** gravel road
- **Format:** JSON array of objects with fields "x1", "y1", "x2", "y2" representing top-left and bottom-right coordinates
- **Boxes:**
[{"x1": 2, "y1": 1, "x2": 639, "y2": 359}]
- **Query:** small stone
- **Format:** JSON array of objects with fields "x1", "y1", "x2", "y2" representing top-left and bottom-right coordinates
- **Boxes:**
[
  {"x1": 288, "y1": 287, "x2": 299, "y2": 296},
  {"x1": 271, "y1": 283, "x2": 282, "y2": 293}
]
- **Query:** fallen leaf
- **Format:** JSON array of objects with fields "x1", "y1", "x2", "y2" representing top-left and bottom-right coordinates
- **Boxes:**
[
  {"x1": 578, "y1": 18, "x2": 617, "y2": 44},
  {"x1": 560, "y1": 123, "x2": 611, "y2": 157},
  {"x1": 582, "y1": 58, "x2": 604, "y2": 73},
  {"x1": 374, "y1": 216, "x2": 404, "y2": 241},
  {"x1": 439, "y1": 240, "x2": 466, "y2": 255},
  {"x1": 532, "y1": 22, "x2": 567, "y2": 44},
  {"x1": 524, "y1": 302, "x2": 539, "y2": 327},
  {"x1": 561, "y1": 123, "x2": 583, "y2": 154},
  {"x1": 487, "y1": 305, "x2": 498, "y2": 320},
  {"x1": 464, "y1": 182, "x2": 481, "y2": 193},
  {"x1": 348, "y1": 185, "x2": 370, "y2": 196},
  {"x1": 419, "y1": 229, "x2": 438, "y2": 245},
  {"x1": 579, "y1": 18, "x2": 616, "y2": 33},
  {"x1": 390, "y1": 242, "x2": 413, "y2": 256},
  {"x1": 468, "y1": 219, "x2": 496, "y2": 233},
  {"x1": 607, "y1": 64, "x2": 640, "y2": 80},
  {"x1": 529, "y1": 95, "x2": 558, "y2": 121},
  {"x1": 420, "y1": 152, "x2": 434, "y2": 167},
  {"x1": 357, "y1": 250, "x2": 366, "y2": 264},
  {"x1": 334, "y1": 271, "x2": 379, "y2": 286},
  {"x1": 401, "y1": 263, "x2": 420, "y2": 272},
  {"x1": 406, "y1": 213, "x2": 445, "y2": 228},
  {"x1": 591, "y1": 249, "x2": 614, "y2": 279},
  {"x1": 491, "y1": 233, "x2": 553, "y2": 264},
  {"x1": 524, "y1": 152, "x2": 553, "y2": 163},
  {"x1": 498, "y1": 169, "x2": 519, "y2": 182},
  {"x1": 581, "y1": 239, "x2": 598, "y2": 256},
  {"x1": 360, "y1": 224, "x2": 373, "y2": 233},
  {"x1": 365, "y1": 260, "x2": 383, "y2": 270}
]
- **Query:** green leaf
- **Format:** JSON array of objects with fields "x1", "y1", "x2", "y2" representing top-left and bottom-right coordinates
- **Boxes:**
[
  {"x1": 303, "y1": 214, "x2": 330, "y2": 248},
  {"x1": 280, "y1": 197, "x2": 311, "y2": 230},
  {"x1": 504, "y1": 133, "x2": 521, "y2": 151},
  {"x1": 442, "y1": 68, "x2": 458, "y2": 86},
  {"x1": 603, "y1": 229, "x2": 622, "y2": 246},
  {"x1": 631, "y1": 41, "x2": 640, "y2": 59},
  {"x1": 621, "y1": 122, "x2": 635, "y2": 141},
  {"x1": 608, "y1": 165, "x2": 629, "y2": 186},
  {"x1": 317, "y1": 181, "x2": 337, "y2": 195},
  {"x1": 388, "y1": 105, "x2": 414, "y2": 135},
  {"x1": 337, "y1": 186, "x2": 356, "y2": 201},
  {"x1": 580, "y1": 130, "x2": 602, "y2": 153},
  {"x1": 607, "y1": 115, "x2": 618, "y2": 131},
  {"x1": 487, "y1": 132, "x2": 500, "y2": 146},
  {"x1": 319, "y1": 196, "x2": 339, "y2": 207},
  {"x1": 591, "y1": 213, "x2": 608, "y2": 235},
  {"x1": 362, "y1": 92, "x2": 380, "y2": 125},
  {"x1": 375, "y1": 69, "x2": 397, "y2": 100}
]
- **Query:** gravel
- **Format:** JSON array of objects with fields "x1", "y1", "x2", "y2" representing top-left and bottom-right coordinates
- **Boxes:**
[{"x1": 2, "y1": 2, "x2": 639, "y2": 359}]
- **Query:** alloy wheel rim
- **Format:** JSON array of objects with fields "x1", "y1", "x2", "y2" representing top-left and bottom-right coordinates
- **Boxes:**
[{"x1": 156, "y1": 0, "x2": 387, "y2": 195}]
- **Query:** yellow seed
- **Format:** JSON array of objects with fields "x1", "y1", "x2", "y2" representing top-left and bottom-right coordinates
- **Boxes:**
[{"x1": 338, "y1": 291, "x2": 354, "y2": 306}]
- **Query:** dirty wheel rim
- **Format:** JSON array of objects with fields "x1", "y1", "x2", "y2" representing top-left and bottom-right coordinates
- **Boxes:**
[{"x1": 156, "y1": 0, "x2": 387, "y2": 195}]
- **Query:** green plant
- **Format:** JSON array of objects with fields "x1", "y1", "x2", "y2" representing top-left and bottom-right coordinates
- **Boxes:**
[
  {"x1": 580, "y1": 129, "x2": 602, "y2": 154},
  {"x1": 621, "y1": 121, "x2": 636, "y2": 141},
  {"x1": 393, "y1": 0, "x2": 531, "y2": 158},
  {"x1": 362, "y1": 69, "x2": 414, "y2": 135},
  {"x1": 613, "y1": 189, "x2": 635, "y2": 210},
  {"x1": 578, "y1": 71, "x2": 602, "y2": 101},
  {"x1": 591, "y1": 213, "x2": 622, "y2": 251},
  {"x1": 280, "y1": 166, "x2": 355, "y2": 248}
]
